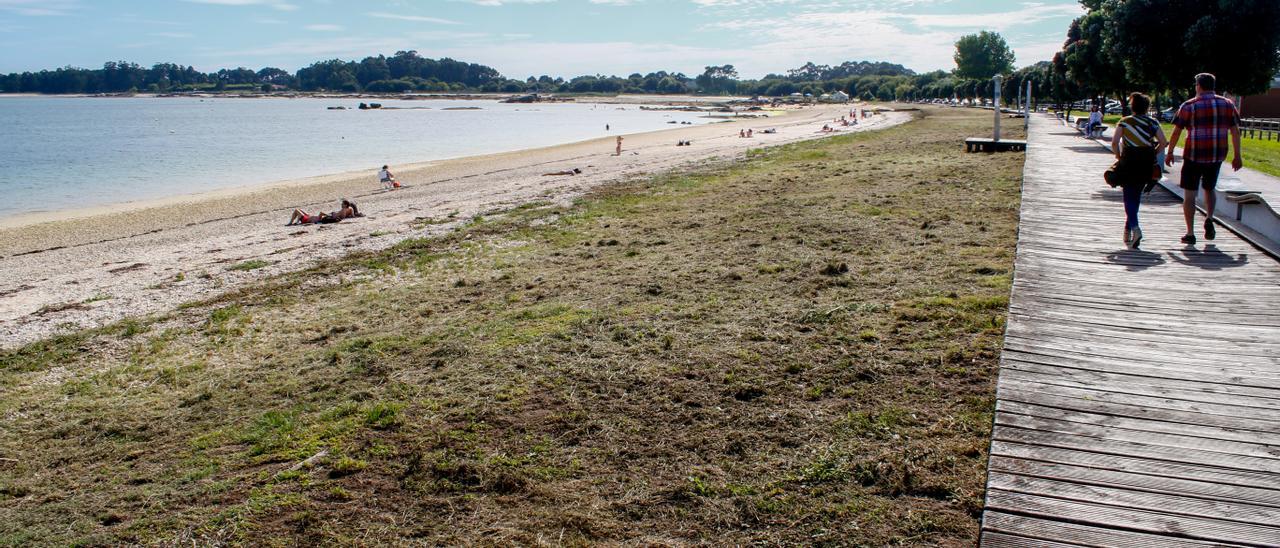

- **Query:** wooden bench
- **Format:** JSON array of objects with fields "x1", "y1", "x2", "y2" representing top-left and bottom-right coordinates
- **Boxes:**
[
  {"x1": 1072, "y1": 118, "x2": 1109, "y2": 138},
  {"x1": 965, "y1": 138, "x2": 1027, "y2": 152}
]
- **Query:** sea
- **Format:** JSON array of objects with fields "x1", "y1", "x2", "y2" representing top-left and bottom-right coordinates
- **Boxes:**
[{"x1": 0, "y1": 96, "x2": 711, "y2": 217}]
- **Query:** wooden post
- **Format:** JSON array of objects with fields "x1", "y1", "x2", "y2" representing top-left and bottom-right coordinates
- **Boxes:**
[{"x1": 993, "y1": 75, "x2": 1003, "y2": 142}]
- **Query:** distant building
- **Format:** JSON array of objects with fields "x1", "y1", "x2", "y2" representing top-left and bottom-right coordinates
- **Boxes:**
[
  {"x1": 1241, "y1": 74, "x2": 1280, "y2": 118},
  {"x1": 820, "y1": 91, "x2": 850, "y2": 102}
]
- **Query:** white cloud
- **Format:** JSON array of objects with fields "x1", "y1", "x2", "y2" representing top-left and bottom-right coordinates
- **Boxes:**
[
  {"x1": 151, "y1": 31, "x2": 195, "y2": 39},
  {"x1": 0, "y1": 0, "x2": 78, "y2": 16},
  {"x1": 366, "y1": 11, "x2": 461, "y2": 25},
  {"x1": 304, "y1": 23, "x2": 343, "y2": 31},
  {"x1": 700, "y1": 2, "x2": 1084, "y2": 73},
  {"x1": 454, "y1": 0, "x2": 554, "y2": 5},
  {"x1": 181, "y1": 0, "x2": 299, "y2": 11}
]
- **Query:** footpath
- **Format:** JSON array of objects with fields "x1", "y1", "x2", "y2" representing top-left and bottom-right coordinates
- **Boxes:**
[{"x1": 980, "y1": 115, "x2": 1280, "y2": 546}]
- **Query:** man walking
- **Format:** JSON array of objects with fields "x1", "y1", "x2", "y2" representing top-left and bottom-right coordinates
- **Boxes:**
[{"x1": 1165, "y1": 73, "x2": 1243, "y2": 244}]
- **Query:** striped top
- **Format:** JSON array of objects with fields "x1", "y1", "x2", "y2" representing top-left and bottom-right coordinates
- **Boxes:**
[{"x1": 1117, "y1": 114, "x2": 1160, "y2": 148}]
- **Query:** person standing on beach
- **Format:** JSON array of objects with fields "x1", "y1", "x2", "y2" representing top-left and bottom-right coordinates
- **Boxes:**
[
  {"x1": 1165, "y1": 73, "x2": 1243, "y2": 244},
  {"x1": 615, "y1": 136, "x2": 623, "y2": 156}
]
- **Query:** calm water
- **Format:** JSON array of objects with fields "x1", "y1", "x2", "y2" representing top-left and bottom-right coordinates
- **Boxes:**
[{"x1": 0, "y1": 97, "x2": 710, "y2": 216}]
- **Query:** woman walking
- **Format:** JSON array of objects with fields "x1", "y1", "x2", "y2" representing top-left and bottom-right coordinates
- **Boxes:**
[{"x1": 1110, "y1": 93, "x2": 1167, "y2": 249}]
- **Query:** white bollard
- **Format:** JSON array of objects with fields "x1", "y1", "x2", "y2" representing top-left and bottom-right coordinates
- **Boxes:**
[{"x1": 993, "y1": 75, "x2": 1003, "y2": 142}]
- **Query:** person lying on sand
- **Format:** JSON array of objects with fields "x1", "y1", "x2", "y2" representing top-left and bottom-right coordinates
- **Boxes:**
[
  {"x1": 761, "y1": 128, "x2": 777, "y2": 134},
  {"x1": 542, "y1": 168, "x2": 583, "y2": 176},
  {"x1": 287, "y1": 199, "x2": 362, "y2": 226}
]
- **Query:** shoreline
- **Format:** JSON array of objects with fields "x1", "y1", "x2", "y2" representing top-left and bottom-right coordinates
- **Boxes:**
[
  {"x1": 0, "y1": 103, "x2": 908, "y2": 347},
  {"x1": 0, "y1": 98, "x2": 771, "y2": 233}
]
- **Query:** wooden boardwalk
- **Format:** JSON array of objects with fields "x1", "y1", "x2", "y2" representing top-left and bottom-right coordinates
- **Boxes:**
[{"x1": 980, "y1": 116, "x2": 1280, "y2": 547}]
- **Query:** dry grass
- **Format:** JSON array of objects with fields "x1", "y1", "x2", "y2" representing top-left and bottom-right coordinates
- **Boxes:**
[{"x1": 0, "y1": 106, "x2": 1023, "y2": 546}]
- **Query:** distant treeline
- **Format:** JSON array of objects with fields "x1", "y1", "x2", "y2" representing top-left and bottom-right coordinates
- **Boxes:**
[
  {"x1": 0, "y1": 51, "x2": 500, "y2": 94},
  {"x1": 0, "y1": 52, "x2": 948, "y2": 99}
]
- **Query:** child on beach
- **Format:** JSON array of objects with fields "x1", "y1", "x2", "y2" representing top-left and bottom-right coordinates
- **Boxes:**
[
  {"x1": 378, "y1": 165, "x2": 399, "y2": 190},
  {"x1": 287, "y1": 199, "x2": 362, "y2": 226},
  {"x1": 615, "y1": 136, "x2": 623, "y2": 156}
]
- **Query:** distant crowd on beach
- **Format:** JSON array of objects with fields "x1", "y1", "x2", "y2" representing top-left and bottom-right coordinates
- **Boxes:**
[{"x1": 288, "y1": 107, "x2": 874, "y2": 227}]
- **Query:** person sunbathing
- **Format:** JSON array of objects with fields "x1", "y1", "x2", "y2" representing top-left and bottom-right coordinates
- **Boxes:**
[
  {"x1": 542, "y1": 168, "x2": 583, "y2": 176},
  {"x1": 287, "y1": 199, "x2": 361, "y2": 225}
]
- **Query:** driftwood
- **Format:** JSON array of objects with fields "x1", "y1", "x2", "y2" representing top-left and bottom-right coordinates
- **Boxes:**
[{"x1": 275, "y1": 449, "x2": 328, "y2": 477}]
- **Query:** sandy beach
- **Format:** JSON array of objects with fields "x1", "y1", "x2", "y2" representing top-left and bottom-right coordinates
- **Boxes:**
[{"x1": 0, "y1": 103, "x2": 908, "y2": 347}]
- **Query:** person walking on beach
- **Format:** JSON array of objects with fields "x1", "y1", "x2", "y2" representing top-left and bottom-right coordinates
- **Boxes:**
[
  {"x1": 378, "y1": 165, "x2": 397, "y2": 190},
  {"x1": 1165, "y1": 73, "x2": 1243, "y2": 244},
  {"x1": 615, "y1": 136, "x2": 623, "y2": 156},
  {"x1": 1110, "y1": 93, "x2": 1167, "y2": 249}
]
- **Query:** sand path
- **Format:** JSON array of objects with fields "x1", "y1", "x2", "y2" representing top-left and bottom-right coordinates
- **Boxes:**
[{"x1": 0, "y1": 104, "x2": 909, "y2": 347}]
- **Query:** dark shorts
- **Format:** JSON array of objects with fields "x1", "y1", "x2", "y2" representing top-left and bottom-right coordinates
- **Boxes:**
[{"x1": 1180, "y1": 161, "x2": 1222, "y2": 191}]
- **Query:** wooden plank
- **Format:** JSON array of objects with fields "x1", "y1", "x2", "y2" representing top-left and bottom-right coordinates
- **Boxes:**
[
  {"x1": 991, "y1": 440, "x2": 1280, "y2": 491},
  {"x1": 1010, "y1": 300, "x2": 1280, "y2": 328},
  {"x1": 996, "y1": 382, "x2": 1280, "y2": 432},
  {"x1": 984, "y1": 489, "x2": 1280, "y2": 546},
  {"x1": 988, "y1": 473, "x2": 1280, "y2": 527},
  {"x1": 997, "y1": 400, "x2": 1280, "y2": 448},
  {"x1": 988, "y1": 455, "x2": 1280, "y2": 507},
  {"x1": 982, "y1": 511, "x2": 1239, "y2": 547},
  {"x1": 1008, "y1": 315, "x2": 1280, "y2": 345},
  {"x1": 1003, "y1": 348, "x2": 1280, "y2": 389},
  {"x1": 993, "y1": 426, "x2": 1280, "y2": 480},
  {"x1": 1000, "y1": 366, "x2": 1280, "y2": 412},
  {"x1": 981, "y1": 531, "x2": 1088, "y2": 548},
  {"x1": 1002, "y1": 344, "x2": 1280, "y2": 383},
  {"x1": 994, "y1": 408, "x2": 1280, "y2": 470}
]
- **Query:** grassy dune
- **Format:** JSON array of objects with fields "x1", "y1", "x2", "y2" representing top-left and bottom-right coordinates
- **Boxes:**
[{"x1": 0, "y1": 107, "x2": 1023, "y2": 546}]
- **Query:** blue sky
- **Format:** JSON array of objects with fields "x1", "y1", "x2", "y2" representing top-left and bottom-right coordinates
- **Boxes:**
[{"x1": 0, "y1": 0, "x2": 1085, "y2": 78}]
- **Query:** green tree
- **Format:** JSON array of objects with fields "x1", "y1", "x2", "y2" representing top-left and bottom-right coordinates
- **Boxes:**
[
  {"x1": 953, "y1": 31, "x2": 1015, "y2": 80},
  {"x1": 1105, "y1": 0, "x2": 1280, "y2": 96},
  {"x1": 695, "y1": 64, "x2": 738, "y2": 94}
]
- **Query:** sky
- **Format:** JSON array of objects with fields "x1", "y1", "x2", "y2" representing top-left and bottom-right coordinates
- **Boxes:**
[{"x1": 0, "y1": 0, "x2": 1086, "y2": 78}]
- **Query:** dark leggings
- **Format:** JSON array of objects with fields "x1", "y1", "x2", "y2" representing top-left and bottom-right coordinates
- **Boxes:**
[{"x1": 1122, "y1": 184, "x2": 1143, "y2": 230}]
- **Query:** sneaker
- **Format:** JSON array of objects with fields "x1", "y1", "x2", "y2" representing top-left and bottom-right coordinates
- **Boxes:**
[
  {"x1": 1130, "y1": 227, "x2": 1142, "y2": 249},
  {"x1": 1205, "y1": 220, "x2": 1216, "y2": 240},
  {"x1": 1181, "y1": 233, "x2": 1196, "y2": 245}
]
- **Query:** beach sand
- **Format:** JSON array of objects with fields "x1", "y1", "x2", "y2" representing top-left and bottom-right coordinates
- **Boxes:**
[{"x1": 0, "y1": 103, "x2": 908, "y2": 347}]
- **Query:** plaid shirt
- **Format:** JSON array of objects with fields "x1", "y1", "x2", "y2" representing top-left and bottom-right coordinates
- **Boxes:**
[{"x1": 1173, "y1": 93, "x2": 1239, "y2": 164}]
